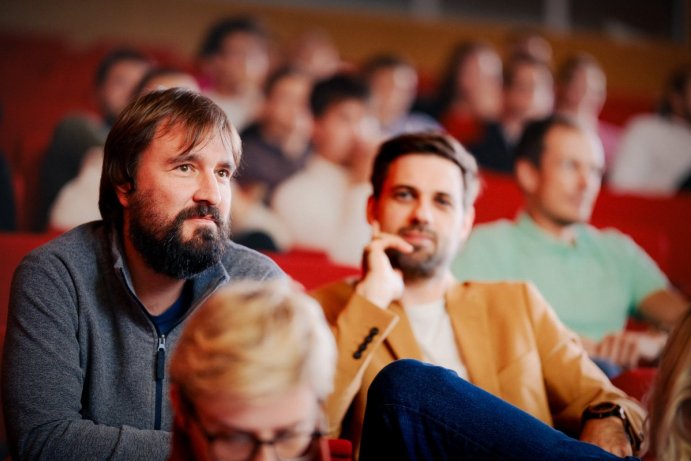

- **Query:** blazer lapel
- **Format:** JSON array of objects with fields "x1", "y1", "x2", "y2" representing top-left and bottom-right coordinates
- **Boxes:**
[
  {"x1": 383, "y1": 302, "x2": 425, "y2": 361},
  {"x1": 446, "y1": 283, "x2": 501, "y2": 395}
]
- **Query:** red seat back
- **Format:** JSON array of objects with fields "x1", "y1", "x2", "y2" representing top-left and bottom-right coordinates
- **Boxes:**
[
  {"x1": 0, "y1": 232, "x2": 57, "y2": 457},
  {"x1": 327, "y1": 438, "x2": 353, "y2": 460},
  {"x1": 266, "y1": 249, "x2": 361, "y2": 291}
]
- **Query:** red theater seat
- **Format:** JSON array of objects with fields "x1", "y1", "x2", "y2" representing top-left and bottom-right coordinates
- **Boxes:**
[
  {"x1": 327, "y1": 438, "x2": 353, "y2": 460},
  {"x1": 266, "y1": 249, "x2": 361, "y2": 291},
  {"x1": 0, "y1": 231, "x2": 58, "y2": 460}
]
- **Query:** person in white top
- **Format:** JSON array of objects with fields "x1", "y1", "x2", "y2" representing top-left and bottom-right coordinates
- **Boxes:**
[
  {"x1": 609, "y1": 64, "x2": 691, "y2": 196},
  {"x1": 272, "y1": 73, "x2": 380, "y2": 266}
]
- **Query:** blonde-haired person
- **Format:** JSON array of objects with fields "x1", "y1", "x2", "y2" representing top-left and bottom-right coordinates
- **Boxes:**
[
  {"x1": 168, "y1": 280, "x2": 336, "y2": 461},
  {"x1": 646, "y1": 308, "x2": 691, "y2": 461}
]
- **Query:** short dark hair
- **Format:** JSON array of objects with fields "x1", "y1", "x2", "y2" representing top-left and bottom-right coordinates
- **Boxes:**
[
  {"x1": 659, "y1": 63, "x2": 691, "y2": 117},
  {"x1": 198, "y1": 16, "x2": 268, "y2": 58},
  {"x1": 99, "y1": 88, "x2": 241, "y2": 227},
  {"x1": 514, "y1": 115, "x2": 582, "y2": 166},
  {"x1": 370, "y1": 132, "x2": 479, "y2": 210},
  {"x1": 361, "y1": 54, "x2": 413, "y2": 81},
  {"x1": 263, "y1": 66, "x2": 310, "y2": 97},
  {"x1": 94, "y1": 48, "x2": 150, "y2": 88},
  {"x1": 503, "y1": 53, "x2": 550, "y2": 89},
  {"x1": 309, "y1": 73, "x2": 370, "y2": 118}
]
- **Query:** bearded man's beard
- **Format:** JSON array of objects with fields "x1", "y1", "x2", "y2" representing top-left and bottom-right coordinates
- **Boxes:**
[{"x1": 128, "y1": 199, "x2": 231, "y2": 279}]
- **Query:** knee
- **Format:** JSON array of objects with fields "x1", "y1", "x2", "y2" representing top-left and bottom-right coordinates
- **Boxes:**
[{"x1": 368, "y1": 359, "x2": 447, "y2": 407}]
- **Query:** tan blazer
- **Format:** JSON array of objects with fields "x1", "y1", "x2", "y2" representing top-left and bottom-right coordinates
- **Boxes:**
[{"x1": 311, "y1": 280, "x2": 645, "y2": 452}]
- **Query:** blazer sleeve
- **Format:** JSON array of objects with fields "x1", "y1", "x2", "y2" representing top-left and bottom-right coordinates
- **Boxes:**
[
  {"x1": 312, "y1": 284, "x2": 399, "y2": 437},
  {"x1": 520, "y1": 283, "x2": 646, "y2": 444}
]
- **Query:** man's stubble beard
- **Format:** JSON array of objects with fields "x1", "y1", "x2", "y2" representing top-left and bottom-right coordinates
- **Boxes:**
[{"x1": 385, "y1": 224, "x2": 447, "y2": 282}]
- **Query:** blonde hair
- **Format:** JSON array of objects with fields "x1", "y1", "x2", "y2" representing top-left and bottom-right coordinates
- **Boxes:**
[
  {"x1": 169, "y1": 280, "x2": 336, "y2": 402},
  {"x1": 645, "y1": 309, "x2": 691, "y2": 461}
]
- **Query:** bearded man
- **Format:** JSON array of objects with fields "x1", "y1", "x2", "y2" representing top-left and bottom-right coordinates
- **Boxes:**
[
  {"x1": 2, "y1": 89, "x2": 282, "y2": 461},
  {"x1": 310, "y1": 132, "x2": 646, "y2": 458}
]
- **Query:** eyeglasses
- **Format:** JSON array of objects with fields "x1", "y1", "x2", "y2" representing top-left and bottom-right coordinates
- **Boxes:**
[
  {"x1": 200, "y1": 426, "x2": 323, "y2": 461},
  {"x1": 182, "y1": 393, "x2": 324, "y2": 461}
]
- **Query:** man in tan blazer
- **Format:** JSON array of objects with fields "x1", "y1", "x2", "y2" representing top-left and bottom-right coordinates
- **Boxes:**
[{"x1": 311, "y1": 132, "x2": 645, "y2": 458}]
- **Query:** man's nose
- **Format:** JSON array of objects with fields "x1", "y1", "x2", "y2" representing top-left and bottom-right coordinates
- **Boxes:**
[
  {"x1": 411, "y1": 199, "x2": 433, "y2": 223},
  {"x1": 252, "y1": 444, "x2": 278, "y2": 461},
  {"x1": 193, "y1": 170, "x2": 222, "y2": 205}
]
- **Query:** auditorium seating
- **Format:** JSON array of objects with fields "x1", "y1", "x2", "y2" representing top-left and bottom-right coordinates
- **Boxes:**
[{"x1": 265, "y1": 249, "x2": 361, "y2": 290}]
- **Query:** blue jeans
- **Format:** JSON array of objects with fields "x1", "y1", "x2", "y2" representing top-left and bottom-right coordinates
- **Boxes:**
[{"x1": 359, "y1": 359, "x2": 639, "y2": 461}]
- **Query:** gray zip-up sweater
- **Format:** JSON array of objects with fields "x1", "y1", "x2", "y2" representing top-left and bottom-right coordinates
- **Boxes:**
[{"x1": 2, "y1": 222, "x2": 283, "y2": 461}]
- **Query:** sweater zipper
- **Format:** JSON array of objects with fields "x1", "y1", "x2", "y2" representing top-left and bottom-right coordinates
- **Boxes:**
[{"x1": 154, "y1": 334, "x2": 166, "y2": 430}]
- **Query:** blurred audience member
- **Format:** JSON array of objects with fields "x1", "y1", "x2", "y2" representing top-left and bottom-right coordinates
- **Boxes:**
[
  {"x1": 236, "y1": 67, "x2": 313, "y2": 204},
  {"x1": 272, "y1": 73, "x2": 378, "y2": 265},
  {"x1": 231, "y1": 67, "x2": 314, "y2": 249},
  {"x1": 0, "y1": 151, "x2": 16, "y2": 231},
  {"x1": 168, "y1": 280, "x2": 336, "y2": 461},
  {"x1": 504, "y1": 28, "x2": 553, "y2": 65},
  {"x1": 555, "y1": 53, "x2": 621, "y2": 168},
  {"x1": 361, "y1": 54, "x2": 439, "y2": 138},
  {"x1": 453, "y1": 116, "x2": 689, "y2": 377},
  {"x1": 609, "y1": 64, "x2": 691, "y2": 196},
  {"x1": 48, "y1": 68, "x2": 200, "y2": 232},
  {"x1": 134, "y1": 67, "x2": 201, "y2": 95},
  {"x1": 198, "y1": 16, "x2": 271, "y2": 130},
  {"x1": 35, "y1": 48, "x2": 151, "y2": 231},
  {"x1": 288, "y1": 29, "x2": 343, "y2": 80},
  {"x1": 469, "y1": 53, "x2": 553, "y2": 173},
  {"x1": 426, "y1": 41, "x2": 503, "y2": 144}
]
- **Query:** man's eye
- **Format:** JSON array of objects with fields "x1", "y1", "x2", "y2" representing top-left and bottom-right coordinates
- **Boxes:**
[
  {"x1": 217, "y1": 169, "x2": 231, "y2": 178},
  {"x1": 177, "y1": 164, "x2": 192, "y2": 173}
]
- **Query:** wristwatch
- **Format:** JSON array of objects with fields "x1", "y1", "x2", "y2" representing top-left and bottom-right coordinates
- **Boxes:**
[{"x1": 581, "y1": 402, "x2": 642, "y2": 451}]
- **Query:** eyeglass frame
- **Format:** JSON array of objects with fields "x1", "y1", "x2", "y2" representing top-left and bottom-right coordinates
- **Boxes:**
[{"x1": 180, "y1": 391, "x2": 326, "y2": 461}]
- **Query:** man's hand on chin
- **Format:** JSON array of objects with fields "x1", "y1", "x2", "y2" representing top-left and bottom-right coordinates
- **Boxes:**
[{"x1": 579, "y1": 417, "x2": 633, "y2": 457}]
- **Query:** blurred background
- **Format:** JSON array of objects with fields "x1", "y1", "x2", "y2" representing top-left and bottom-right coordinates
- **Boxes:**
[{"x1": 1, "y1": 0, "x2": 690, "y2": 231}]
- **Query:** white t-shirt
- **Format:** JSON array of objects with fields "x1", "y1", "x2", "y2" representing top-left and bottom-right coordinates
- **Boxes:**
[
  {"x1": 404, "y1": 299, "x2": 468, "y2": 380},
  {"x1": 271, "y1": 155, "x2": 371, "y2": 266},
  {"x1": 609, "y1": 114, "x2": 691, "y2": 195}
]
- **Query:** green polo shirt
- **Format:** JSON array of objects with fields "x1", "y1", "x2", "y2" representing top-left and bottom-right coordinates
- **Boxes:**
[{"x1": 452, "y1": 213, "x2": 668, "y2": 341}]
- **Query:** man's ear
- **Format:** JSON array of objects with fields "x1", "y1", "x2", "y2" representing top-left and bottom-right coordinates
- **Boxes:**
[
  {"x1": 515, "y1": 159, "x2": 539, "y2": 195},
  {"x1": 115, "y1": 182, "x2": 133, "y2": 208},
  {"x1": 366, "y1": 195, "x2": 376, "y2": 224}
]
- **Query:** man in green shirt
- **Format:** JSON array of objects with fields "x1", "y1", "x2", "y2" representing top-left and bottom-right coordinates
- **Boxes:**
[{"x1": 453, "y1": 115, "x2": 688, "y2": 376}]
